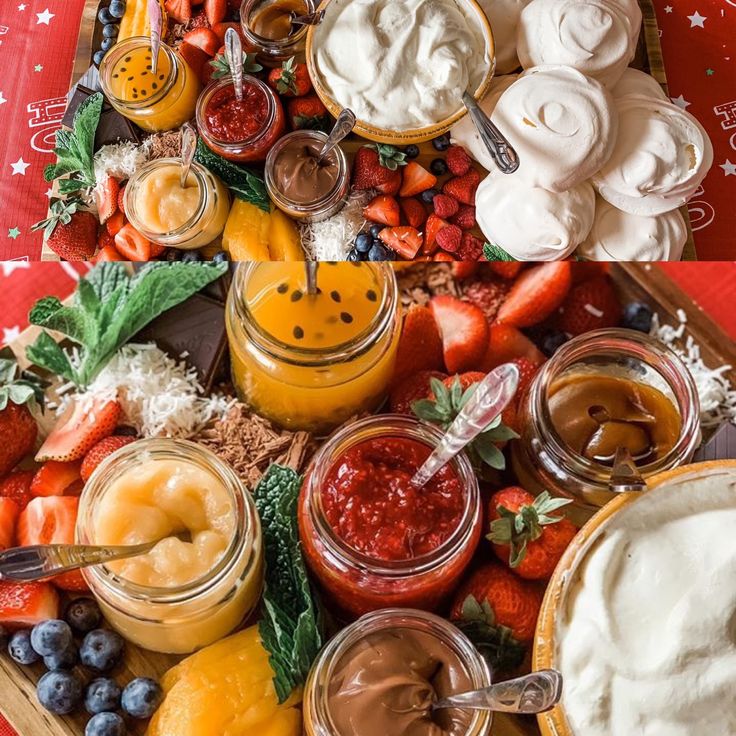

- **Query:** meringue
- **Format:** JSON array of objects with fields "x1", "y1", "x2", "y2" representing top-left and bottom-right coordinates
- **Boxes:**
[
  {"x1": 476, "y1": 170, "x2": 595, "y2": 260},
  {"x1": 593, "y1": 95, "x2": 714, "y2": 215},
  {"x1": 610, "y1": 67, "x2": 668, "y2": 101},
  {"x1": 451, "y1": 74, "x2": 518, "y2": 170},
  {"x1": 577, "y1": 196, "x2": 687, "y2": 261},
  {"x1": 476, "y1": 0, "x2": 530, "y2": 73},
  {"x1": 310, "y1": 0, "x2": 491, "y2": 131},
  {"x1": 491, "y1": 65, "x2": 617, "y2": 192},
  {"x1": 517, "y1": 0, "x2": 637, "y2": 88}
]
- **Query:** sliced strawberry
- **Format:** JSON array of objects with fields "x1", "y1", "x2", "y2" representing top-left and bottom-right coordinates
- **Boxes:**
[
  {"x1": 81, "y1": 436, "x2": 136, "y2": 482},
  {"x1": 433, "y1": 251, "x2": 455, "y2": 261},
  {"x1": 423, "y1": 213, "x2": 448, "y2": 254},
  {"x1": 570, "y1": 262, "x2": 610, "y2": 284},
  {"x1": 95, "y1": 176, "x2": 119, "y2": 224},
  {"x1": 488, "y1": 262, "x2": 523, "y2": 280},
  {"x1": 204, "y1": 0, "x2": 226, "y2": 26},
  {"x1": 30, "y1": 461, "x2": 82, "y2": 498},
  {"x1": 399, "y1": 198, "x2": 427, "y2": 228},
  {"x1": 184, "y1": 27, "x2": 220, "y2": 56},
  {"x1": 212, "y1": 22, "x2": 246, "y2": 45},
  {"x1": 443, "y1": 169, "x2": 480, "y2": 205},
  {"x1": 0, "y1": 471, "x2": 34, "y2": 510},
  {"x1": 0, "y1": 581, "x2": 59, "y2": 629},
  {"x1": 462, "y1": 278, "x2": 509, "y2": 322},
  {"x1": 496, "y1": 263, "x2": 572, "y2": 328},
  {"x1": 554, "y1": 276, "x2": 621, "y2": 336},
  {"x1": 164, "y1": 0, "x2": 192, "y2": 23},
  {"x1": 117, "y1": 182, "x2": 127, "y2": 216},
  {"x1": 0, "y1": 498, "x2": 19, "y2": 550},
  {"x1": 452, "y1": 262, "x2": 478, "y2": 280},
  {"x1": 105, "y1": 210, "x2": 125, "y2": 237},
  {"x1": 92, "y1": 244, "x2": 125, "y2": 263},
  {"x1": 98, "y1": 229, "x2": 114, "y2": 249},
  {"x1": 390, "y1": 370, "x2": 448, "y2": 414},
  {"x1": 114, "y1": 223, "x2": 153, "y2": 261},
  {"x1": 399, "y1": 162, "x2": 437, "y2": 197},
  {"x1": 179, "y1": 41, "x2": 210, "y2": 82},
  {"x1": 430, "y1": 295, "x2": 490, "y2": 374},
  {"x1": 363, "y1": 195, "x2": 400, "y2": 227},
  {"x1": 480, "y1": 324, "x2": 546, "y2": 372},
  {"x1": 36, "y1": 399, "x2": 121, "y2": 463},
  {"x1": 379, "y1": 226, "x2": 423, "y2": 260},
  {"x1": 392, "y1": 305, "x2": 444, "y2": 385}
]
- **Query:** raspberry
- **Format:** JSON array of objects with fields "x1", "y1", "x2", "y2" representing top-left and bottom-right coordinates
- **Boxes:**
[
  {"x1": 451, "y1": 205, "x2": 476, "y2": 230},
  {"x1": 432, "y1": 193, "x2": 459, "y2": 219},
  {"x1": 446, "y1": 145, "x2": 472, "y2": 176},
  {"x1": 462, "y1": 279, "x2": 509, "y2": 321},
  {"x1": 443, "y1": 169, "x2": 480, "y2": 205},
  {"x1": 435, "y1": 224, "x2": 462, "y2": 253},
  {"x1": 458, "y1": 232, "x2": 484, "y2": 260}
]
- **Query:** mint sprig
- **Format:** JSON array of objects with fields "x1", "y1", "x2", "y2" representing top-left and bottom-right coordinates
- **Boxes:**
[{"x1": 483, "y1": 243, "x2": 517, "y2": 262}]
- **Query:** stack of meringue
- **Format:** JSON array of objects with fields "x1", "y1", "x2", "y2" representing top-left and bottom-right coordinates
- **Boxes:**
[{"x1": 453, "y1": 0, "x2": 713, "y2": 261}]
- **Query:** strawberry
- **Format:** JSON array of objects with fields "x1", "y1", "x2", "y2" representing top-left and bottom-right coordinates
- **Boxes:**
[
  {"x1": 462, "y1": 278, "x2": 509, "y2": 322},
  {"x1": 457, "y1": 232, "x2": 484, "y2": 260},
  {"x1": 446, "y1": 145, "x2": 473, "y2": 176},
  {"x1": 570, "y1": 262, "x2": 610, "y2": 284},
  {"x1": 0, "y1": 358, "x2": 42, "y2": 476},
  {"x1": 268, "y1": 56, "x2": 312, "y2": 96},
  {"x1": 436, "y1": 224, "x2": 462, "y2": 253},
  {"x1": 433, "y1": 252, "x2": 455, "y2": 261},
  {"x1": 554, "y1": 276, "x2": 622, "y2": 336},
  {"x1": 389, "y1": 370, "x2": 447, "y2": 414},
  {"x1": 480, "y1": 324, "x2": 546, "y2": 372},
  {"x1": 184, "y1": 27, "x2": 220, "y2": 56},
  {"x1": 440, "y1": 372, "x2": 486, "y2": 392},
  {"x1": 443, "y1": 169, "x2": 480, "y2": 205},
  {"x1": 212, "y1": 22, "x2": 248, "y2": 46},
  {"x1": 164, "y1": 0, "x2": 192, "y2": 23},
  {"x1": 399, "y1": 161, "x2": 437, "y2": 197},
  {"x1": 488, "y1": 262, "x2": 523, "y2": 280},
  {"x1": 189, "y1": 7, "x2": 210, "y2": 27},
  {"x1": 105, "y1": 209, "x2": 125, "y2": 237},
  {"x1": 204, "y1": 0, "x2": 226, "y2": 25},
  {"x1": 450, "y1": 563, "x2": 543, "y2": 653},
  {"x1": 351, "y1": 144, "x2": 407, "y2": 193},
  {"x1": 0, "y1": 581, "x2": 59, "y2": 629},
  {"x1": 399, "y1": 198, "x2": 427, "y2": 228},
  {"x1": 98, "y1": 229, "x2": 114, "y2": 249},
  {"x1": 430, "y1": 295, "x2": 489, "y2": 374},
  {"x1": 496, "y1": 262, "x2": 572, "y2": 328},
  {"x1": 0, "y1": 471, "x2": 34, "y2": 510},
  {"x1": 452, "y1": 262, "x2": 478, "y2": 280},
  {"x1": 286, "y1": 94, "x2": 330, "y2": 131},
  {"x1": 450, "y1": 204, "x2": 476, "y2": 230},
  {"x1": 117, "y1": 182, "x2": 127, "y2": 215},
  {"x1": 95, "y1": 176, "x2": 119, "y2": 224},
  {"x1": 488, "y1": 487, "x2": 577, "y2": 580},
  {"x1": 433, "y1": 193, "x2": 459, "y2": 219},
  {"x1": 363, "y1": 195, "x2": 400, "y2": 227},
  {"x1": 80, "y1": 436, "x2": 136, "y2": 482},
  {"x1": 30, "y1": 461, "x2": 82, "y2": 498},
  {"x1": 92, "y1": 244, "x2": 125, "y2": 263},
  {"x1": 0, "y1": 498, "x2": 19, "y2": 550},
  {"x1": 378, "y1": 226, "x2": 422, "y2": 259},
  {"x1": 31, "y1": 199, "x2": 97, "y2": 261},
  {"x1": 17, "y1": 496, "x2": 87, "y2": 591},
  {"x1": 36, "y1": 398, "x2": 121, "y2": 463},
  {"x1": 392, "y1": 305, "x2": 444, "y2": 385},
  {"x1": 509, "y1": 356, "x2": 540, "y2": 398},
  {"x1": 114, "y1": 223, "x2": 153, "y2": 261},
  {"x1": 179, "y1": 41, "x2": 211, "y2": 82},
  {"x1": 423, "y1": 213, "x2": 447, "y2": 254}
]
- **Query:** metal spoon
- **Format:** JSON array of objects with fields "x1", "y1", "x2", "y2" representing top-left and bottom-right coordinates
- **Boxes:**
[
  {"x1": 315, "y1": 108, "x2": 355, "y2": 164},
  {"x1": 305, "y1": 262, "x2": 319, "y2": 295},
  {"x1": 148, "y1": 0, "x2": 163, "y2": 77},
  {"x1": 290, "y1": 8, "x2": 325, "y2": 27},
  {"x1": 433, "y1": 669, "x2": 563, "y2": 714},
  {"x1": 462, "y1": 90, "x2": 519, "y2": 174},
  {"x1": 410, "y1": 363, "x2": 519, "y2": 489},
  {"x1": 179, "y1": 122, "x2": 197, "y2": 190},
  {"x1": 225, "y1": 27, "x2": 244, "y2": 101},
  {"x1": 608, "y1": 446, "x2": 647, "y2": 493}
]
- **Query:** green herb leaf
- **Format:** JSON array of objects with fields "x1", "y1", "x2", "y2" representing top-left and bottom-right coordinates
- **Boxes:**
[
  {"x1": 483, "y1": 243, "x2": 517, "y2": 262},
  {"x1": 25, "y1": 330, "x2": 77, "y2": 384}
]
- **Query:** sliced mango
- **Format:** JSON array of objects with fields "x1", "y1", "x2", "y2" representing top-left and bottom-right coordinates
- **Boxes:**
[{"x1": 268, "y1": 208, "x2": 304, "y2": 261}]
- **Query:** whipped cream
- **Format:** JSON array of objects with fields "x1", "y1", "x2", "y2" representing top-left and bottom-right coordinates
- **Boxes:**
[
  {"x1": 593, "y1": 95, "x2": 714, "y2": 215},
  {"x1": 610, "y1": 67, "x2": 668, "y2": 101},
  {"x1": 492, "y1": 65, "x2": 617, "y2": 192},
  {"x1": 476, "y1": 170, "x2": 595, "y2": 260},
  {"x1": 451, "y1": 74, "x2": 518, "y2": 170},
  {"x1": 577, "y1": 196, "x2": 686, "y2": 261},
  {"x1": 476, "y1": 0, "x2": 530, "y2": 74},
  {"x1": 517, "y1": 0, "x2": 637, "y2": 88},
  {"x1": 311, "y1": 0, "x2": 491, "y2": 131},
  {"x1": 557, "y1": 465, "x2": 736, "y2": 736}
]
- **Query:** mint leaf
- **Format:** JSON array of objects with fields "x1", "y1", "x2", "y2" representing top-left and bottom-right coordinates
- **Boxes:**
[
  {"x1": 29, "y1": 296, "x2": 98, "y2": 347},
  {"x1": 25, "y1": 331, "x2": 76, "y2": 384},
  {"x1": 483, "y1": 243, "x2": 517, "y2": 262}
]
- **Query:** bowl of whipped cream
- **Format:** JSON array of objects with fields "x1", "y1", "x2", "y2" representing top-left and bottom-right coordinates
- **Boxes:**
[
  {"x1": 533, "y1": 460, "x2": 736, "y2": 736},
  {"x1": 306, "y1": 0, "x2": 495, "y2": 143}
]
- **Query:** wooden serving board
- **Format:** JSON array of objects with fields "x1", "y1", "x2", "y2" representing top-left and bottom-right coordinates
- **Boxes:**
[
  {"x1": 1, "y1": 263, "x2": 732, "y2": 736},
  {"x1": 41, "y1": 0, "x2": 697, "y2": 261}
]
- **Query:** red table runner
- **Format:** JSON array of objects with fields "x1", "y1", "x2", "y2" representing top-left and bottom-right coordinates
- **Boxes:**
[{"x1": 0, "y1": 0, "x2": 734, "y2": 260}]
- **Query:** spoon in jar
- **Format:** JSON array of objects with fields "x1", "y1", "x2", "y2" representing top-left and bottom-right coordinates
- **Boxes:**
[
  {"x1": 148, "y1": 0, "x2": 163, "y2": 77},
  {"x1": 179, "y1": 122, "x2": 197, "y2": 190},
  {"x1": 608, "y1": 446, "x2": 648, "y2": 493},
  {"x1": 306, "y1": 108, "x2": 355, "y2": 173},
  {"x1": 462, "y1": 90, "x2": 519, "y2": 174},
  {"x1": 409, "y1": 362, "x2": 519, "y2": 489},
  {"x1": 305, "y1": 262, "x2": 319, "y2": 296},
  {"x1": 225, "y1": 27, "x2": 244, "y2": 102},
  {"x1": 290, "y1": 8, "x2": 326, "y2": 27}
]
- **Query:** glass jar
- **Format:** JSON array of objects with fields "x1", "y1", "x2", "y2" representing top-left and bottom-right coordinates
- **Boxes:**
[
  {"x1": 225, "y1": 262, "x2": 401, "y2": 434},
  {"x1": 241, "y1": 0, "x2": 315, "y2": 67},
  {"x1": 304, "y1": 608, "x2": 492, "y2": 736},
  {"x1": 512, "y1": 328, "x2": 701, "y2": 516},
  {"x1": 265, "y1": 130, "x2": 349, "y2": 222},
  {"x1": 298, "y1": 416, "x2": 482, "y2": 619},
  {"x1": 99, "y1": 37, "x2": 201, "y2": 132},
  {"x1": 76, "y1": 439, "x2": 263, "y2": 654},
  {"x1": 196, "y1": 76, "x2": 286, "y2": 163},
  {"x1": 124, "y1": 158, "x2": 230, "y2": 249}
]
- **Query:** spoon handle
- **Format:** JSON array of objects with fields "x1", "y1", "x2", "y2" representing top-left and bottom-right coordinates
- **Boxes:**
[
  {"x1": 462, "y1": 90, "x2": 519, "y2": 174},
  {"x1": 434, "y1": 670, "x2": 563, "y2": 714},
  {"x1": 148, "y1": 0, "x2": 163, "y2": 76},
  {"x1": 290, "y1": 8, "x2": 325, "y2": 26},
  {"x1": 225, "y1": 27, "x2": 244, "y2": 102},
  {"x1": 317, "y1": 108, "x2": 356, "y2": 161},
  {"x1": 608, "y1": 446, "x2": 647, "y2": 493},
  {"x1": 179, "y1": 122, "x2": 197, "y2": 190},
  {"x1": 410, "y1": 363, "x2": 519, "y2": 488}
]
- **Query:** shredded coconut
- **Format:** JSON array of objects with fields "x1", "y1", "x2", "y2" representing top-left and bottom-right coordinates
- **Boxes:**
[{"x1": 94, "y1": 142, "x2": 149, "y2": 189}]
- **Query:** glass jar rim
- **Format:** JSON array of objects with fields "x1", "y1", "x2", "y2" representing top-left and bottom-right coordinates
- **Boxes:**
[
  {"x1": 228, "y1": 262, "x2": 399, "y2": 367},
  {"x1": 303, "y1": 414, "x2": 481, "y2": 576},
  {"x1": 77, "y1": 438, "x2": 256, "y2": 604},
  {"x1": 240, "y1": 0, "x2": 315, "y2": 49},
  {"x1": 530, "y1": 327, "x2": 701, "y2": 482}
]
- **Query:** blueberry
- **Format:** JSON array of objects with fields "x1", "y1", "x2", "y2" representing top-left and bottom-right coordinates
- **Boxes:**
[
  {"x1": 102, "y1": 23, "x2": 119, "y2": 38},
  {"x1": 621, "y1": 301, "x2": 653, "y2": 333},
  {"x1": 346, "y1": 248, "x2": 362, "y2": 262},
  {"x1": 430, "y1": 158, "x2": 448, "y2": 176},
  {"x1": 31, "y1": 620, "x2": 73, "y2": 657},
  {"x1": 44, "y1": 644, "x2": 79, "y2": 671},
  {"x1": 121, "y1": 677, "x2": 163, "y2": 719},
  {"x1": 85, "y1": 712, "x2": 126, "y2": 736},
  {"x1": 98, "y1": 7, "x2": 114, "y2": 24},
  {"x1": 420, "y1": 187, "x2": 439, "y2": 205},
  {"x1": 80, "y1": 629, "x2": 124, "y2": 673},
  {"x1": 8, "y1": 630, "x2": 40, "y2": 665},
  {"x1": 181, "y1": 250, "x2": 203, "y2": 263},
  {"x1": 368, "y1": 223, "x2": 383, "y2": 239},
  {"x1": 93, "y1": 50, "x2": 106, "y2": 67},
  {"x1": 85, "y1": 678, "x2": 122, "y2": 715},
  {"x1": 108, "y1": 0, "x2": 126, "y2": 19},
  {"x1": 101, "y1": 37, "x2": 115, "y2": 52},
  {"x1": 541, "y1": 329, "x2": 569, "y2": 357},
  {"x1": 432, "y1": 134, "x2": 451, "y2": 152},
  {"x1": 354, "y1": 232, "x2": 372, "y2": 253},
  {"x1": 65, "y1": 598, "x2": 102, "y2": 634},
  {"x1": 212, "y1": 250, "x2": 229, "y2": 264},
  {"x1": 404, "y1": 144, "x2": 420, "y2": 159},
  {"x1": 37, "y1": 671, "x2": 83, "y2": 715},
  {"x1": 368, "y1": 243, "x2": 391, "y2": 261}
]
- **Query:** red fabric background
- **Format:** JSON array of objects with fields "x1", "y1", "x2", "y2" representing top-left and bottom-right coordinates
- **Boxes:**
[{"x1": 0, "y1": 0, "x2": 734, "y2": 260}]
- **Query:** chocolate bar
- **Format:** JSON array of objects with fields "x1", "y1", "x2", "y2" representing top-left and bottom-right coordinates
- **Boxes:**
[{"x1": 692, "y1": 422, "x2": 736, "y2": 462}]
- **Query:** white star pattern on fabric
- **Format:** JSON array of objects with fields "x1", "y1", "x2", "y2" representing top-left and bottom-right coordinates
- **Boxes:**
[
  {"x1": 2, "y1": 326, "x2": 21, "y2": 345},
  {"x1": 664, "y1": 4, "x2": 673, "y2": 11},
  {"x1": 0, "y1": 262, "x2": 30, "y2": 277},
  {"x1": 17, "y1": 3, "x2": 27, "y2": 10},
  {"x1": 45, "y1": 187, "x2": 53, "y2": 199},
  {"x1": 720, "y1": 160, "x2": 736, "y2": 176},
  {"x1": 687, "y1": 11, "x2": 706, "y2": 27},
  {"x1": 671, "y1": 94, "x2": 691, "y2": 109},
  {"x1": 0, "y1": 92, "x2": 6, "y2": 105},
  {"x1": 36, "y1": 8, "x2": 55, "y2": 24},
  {"x1": 10, "y1": 157, "x2": 30, "y2": 175}
]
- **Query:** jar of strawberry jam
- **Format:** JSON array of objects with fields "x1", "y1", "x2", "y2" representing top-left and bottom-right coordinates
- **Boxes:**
[
  {"x1": 195, "y1": 76, "x2": 286, "y2": 162},
  {"x1": 298, "y1": 415, "x2": 482, "y2": 620}
]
